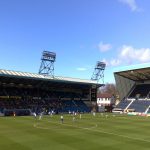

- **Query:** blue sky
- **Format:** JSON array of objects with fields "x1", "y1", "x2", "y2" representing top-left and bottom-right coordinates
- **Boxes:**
[{"x1": 0, "y1": 0, "x2": 150, "y2": 83}]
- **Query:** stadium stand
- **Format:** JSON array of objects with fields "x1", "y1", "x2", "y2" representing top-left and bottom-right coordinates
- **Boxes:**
[
  {"x1": 128, "y1": 100, "x2": 150, "y2": 113},
  {"x1": 0, "y1": 69, "x2": 100, "y2": 116},
  {"x1": 114, "y1": 65, "x2": 150, "y2": 113},
  {"x1": 115, "y1": 99, "x2": 131, "y2": 110},
  {"x1": 129, "y1": 84, "x2": 150, "y2": 99}
]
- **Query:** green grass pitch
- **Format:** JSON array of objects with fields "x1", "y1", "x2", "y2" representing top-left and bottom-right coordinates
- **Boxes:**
[{"x1": 0, "y1": 113, "x2": 150, "y2": 150}]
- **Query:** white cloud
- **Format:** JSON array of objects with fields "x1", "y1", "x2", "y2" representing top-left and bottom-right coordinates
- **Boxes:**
[
  {"x1": 118, "y1": 0, "x2": 140, "y2": 12},
  {"x1": 101, "y1": 58, "x2": 109, "y2": 66},
  {"x1": 102, "y1": 59, "x2": 107, "y2": 63},
  {"x1": 98, "y1": 41, "x2": 112, "y2": 52},
  {"x1": 76, "y1": 67, "x2": 87, "y2": 71},
  {"x1": 110, "y1": 59, "x2": 122, "y2": 66},
  {"x1": 120, "y1": 45, "x2": 150, "y2": 63},
  {"x1": 101, "y1": 58, "x2": 121, "y2": 67},
  {"x1": 101, "y1": 45, "x2": 150, "y2": 67}
]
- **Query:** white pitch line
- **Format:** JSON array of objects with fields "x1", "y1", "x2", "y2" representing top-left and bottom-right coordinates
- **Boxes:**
[
  {"x1": 91, "y1": 128, "x2": 150, "y2": 143},
  {"x1": 55, "y1": 123, "x2": 150, "y2": 143},
  {"x1": 34, "y1": 123, "x2": 50, "y2": 130},
  {"x1": 33, "y1": 120, "x2": 98, "y2": 130},
  {"x1": 47, "y1": 121, "x2": 98, "y2": 129},
  {"x1": 34, "y1": 121, "x2": 150, "y2": 143}
]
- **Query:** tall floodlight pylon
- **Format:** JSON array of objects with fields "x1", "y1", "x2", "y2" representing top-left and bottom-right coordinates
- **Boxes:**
[
  {"x1": 39, "y1": 51, "x2": 56, "y2": 77},
  {"x1": 91, "y1": 61, "x2": 106, "y2": 83}
]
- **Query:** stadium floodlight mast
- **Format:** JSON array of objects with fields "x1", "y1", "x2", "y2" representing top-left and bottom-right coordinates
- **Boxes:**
[
  {"x1": 39, "y1": 51, "x2": 56, "y2": 77},
  {"x1": 91, "y1": 61, "x2": 106, "y2": 83}
]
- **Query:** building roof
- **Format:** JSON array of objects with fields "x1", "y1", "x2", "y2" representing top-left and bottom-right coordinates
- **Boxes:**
[
  {"x1": 114, "y1": 63, "x2": 150, "y2": 73},
  {"x1": 97, "y1": 93, "x2": 112, "y2": 98},
  {"x1": 114, "y1": 65, "x2": 150, "y2": 81},
  {"x1": 0, "y1": 69, "x2": 98, "y2": 85}
]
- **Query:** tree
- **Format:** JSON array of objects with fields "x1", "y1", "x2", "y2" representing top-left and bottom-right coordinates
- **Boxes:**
[
  {"x1": 98, "y1": 83, "x2": 120, "y2": 104},
  {"x1": 98, "y1": 83, "x2": 118, "y2": 95}
]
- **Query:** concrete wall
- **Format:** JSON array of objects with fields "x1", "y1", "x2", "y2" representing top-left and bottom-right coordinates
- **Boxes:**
[{"x1": 114, "y1": 73, "x2": 135, "y2": 100}]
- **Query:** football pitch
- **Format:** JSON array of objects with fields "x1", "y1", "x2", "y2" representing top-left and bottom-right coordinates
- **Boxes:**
[{"x1": 0, "y1": 113, "x2": 150, "y2": 150}]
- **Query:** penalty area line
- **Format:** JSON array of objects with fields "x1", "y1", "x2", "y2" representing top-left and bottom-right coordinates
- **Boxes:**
[
  {"x1": 33, "y1": 121, "x2": 150, "y2": 143},
  {"x1": 33, "y1": 120, "x2": 98, "y2": 130},
  {"x1": 87, "y1": 128, "x2": 150, "y2": 144},
  {"x1": 59, "y1": 123, "x2": 150, "y2": 143}
]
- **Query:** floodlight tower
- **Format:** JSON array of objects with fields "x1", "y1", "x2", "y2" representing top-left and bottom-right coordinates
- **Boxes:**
[
  {"x1": 39, "y1": 51, "x2": 56, "y2": 77},
  {"x1": 91, "y1": 61, "x2": 106, "y2": 83}
]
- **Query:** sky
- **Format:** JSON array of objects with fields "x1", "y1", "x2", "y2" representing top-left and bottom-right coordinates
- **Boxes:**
[{"x1": 0, "y1": 0, "x2": 150, "y2": 83}]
